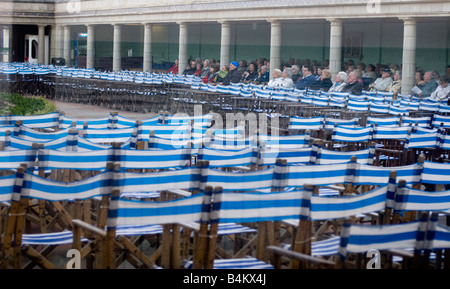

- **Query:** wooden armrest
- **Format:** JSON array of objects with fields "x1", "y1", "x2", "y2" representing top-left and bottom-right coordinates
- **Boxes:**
[
  {"x1": 72, "y1": 219, "x2": 106, "y2": 238},
  {"x1": 387, "y1": 249, "x2": 414, "y2": 259},
  {"x1": 266, "y1": 246, "x2": 335, "y2": 268}
]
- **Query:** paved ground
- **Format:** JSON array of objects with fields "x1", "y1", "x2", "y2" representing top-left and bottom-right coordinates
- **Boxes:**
[{"x1": 49, "y1": 99, "x2": 156, "y2": 121}]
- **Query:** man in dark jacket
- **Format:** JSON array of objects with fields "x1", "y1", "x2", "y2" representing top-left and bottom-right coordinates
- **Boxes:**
[
  {"x1": 220, "y1": 61, "x2": 243, "y2": 85},
  {"x1": 341, "y1": 71, "x2": 363, "y2": 95},
  {"x1": 295, "y1": 65, "x2": 318, "y2": 90}
]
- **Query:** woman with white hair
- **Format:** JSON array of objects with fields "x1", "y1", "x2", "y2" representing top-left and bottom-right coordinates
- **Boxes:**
[
  {"x1": 329, "y1": 71, "x2": 348, "y2": 92},
  {"x1": 280, "y1": 67, "x2": 294, "y2": 88},
  {"x1": 266, "y1": 68, "x2": 284, "y2": 88}
]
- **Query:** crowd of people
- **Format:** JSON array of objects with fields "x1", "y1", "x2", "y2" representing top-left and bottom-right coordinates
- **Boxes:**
[{"x1": 166, "y1": 57, "x2": 450, "y2": 102}]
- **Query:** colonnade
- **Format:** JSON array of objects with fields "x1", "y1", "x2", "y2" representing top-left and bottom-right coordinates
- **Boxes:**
[{"x1": 1, "y1": 17, "x2": 419, "y2": 94}]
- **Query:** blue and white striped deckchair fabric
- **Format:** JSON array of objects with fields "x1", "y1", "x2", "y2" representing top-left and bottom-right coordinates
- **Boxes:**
[
  {"x1": 419, "y1": 100, "x2": 440, "y2": 112},
  {"x1": 285, "y1": 90, "x2": 302, "y2": 102},
  {"x1": 183, "y1": 257, "x2": 274, "y2": 269},
  {"x1": 300, "y1": 95, "x2": 313, "y2": 104},
  {"x1": 0, "y1": 149, "x2": 37, "y2": 170},
  {"x1": 338, "y1": 220, "x2": 424, "y2": 258},
  {"x1": 332, "y1": 126, "x2": 373, "y2": 143},
  {"x1": 389, "y1": 105, "x2": 409, "y2": 116},
  {"x1": 405, "y1": 132, "x2": 438, "y2": 149},
  {"x1": 281, "y1": 163, "x2": 349, "y2": 189},
  {"x1": 354, "y1": 163, "x2": 422, "y2": 186},
  {"x1": 324, "y1": 118, "x2": 359, "y2": 130},
  {"x1": 257, "y1": 147, "x2": 312, "y2": 166},
  {"x1": 37, "y1": 149, "x2": 109, "y2": 171},
  {"x1": 432, "y1": 115, "x2": 450, "y2": 128},
  {"x1": 0, "y1": 112, "x2": 59, "y2": 128},
  {"x1": 316, "y1": 149, "x2": 372, "y2": 165},
  {"x1": 312, "y1": 95, "x2": 329, "y2": 107},
  {"x1": 147, "y1": 124, "x2": 192, "y2": 140},
  {"x1": 22, "y1": 231, "x2": 89, "y2": 245},
  {"x1": 0, "y1": 125, "x2": 15, "y2": 137},
  {"x1": 207, "y1": 136, "x2": 254, "y2": 150},
  {"x1": 211, "y1": 190, "x2": 309, "y2": 223},
  {"x1": 259, "y1": 134, "x2": 310, "y2": 149},
  {"x1": 393, "y1": 185, "x2": 450, "y2": 212},
  {"x1": 288, "y1": 116, "x2": 324, "y2": 130},
  {"x1": 310, "y1": 185, "x2": 388, "y2": 221},
  {"x1": 209, "y1": 126, "x2": 245, "y2": 139},
  {"x1": 329, "y1": 96, "x2": 347, "y2": 108},
  {"x1": 373, "y1": 125, "x2": 410, "y2": 140},
  {"x1": 61, "y1": 116, "x2": 110, "y2": 129},
  {"x1": 215, "y1": 85, "x2": 230, "y2": 94},
  {"x1": 438, "y1": 104, "x2": 450, "y2": 114},
  {"x1": 0, "y1": 173, "x2": 16, "y2": 202},
  {"x1": 115, "y1": 224, "x2": 163, "y2": 236},
  {"x1": 166, "y1": 114, "x2": 213, "y2": 128},
  {"x1": 115, "y1": 192, "x2": 205, "y2": 227},
  {"x1": 120, "y1": 168, "x2": 201, "y2": 194},
  {"x1": 439, "y1": 134, "x2": 450, "y2": 151},
  {"x1": 197, "y1": 147, "x2": 255, "y2": 168},
  {"x1": 421, "y1": 161, "x2": 450, "y2": 185},
  {"x1": 347, "y1": 99, "x2": 369, "y2": 111},
  {"x1": 367, "y1": 116, "x2": 400, "y2": 127},
  {"x1": 271, "y1": 90, "x2": 286, "y2": 101},
  {"x1": 71, "y1": 136, "x2": 112, "y2": 152},
  {"x1": 254, "y1": 87, "x2": 272, "y2": 99},
  {"x1": 117, "y1": 148, "x2": 192, "y2": 170},
  {"x1": 202, "y1": 167, "x2": 275, "y2": 193},
  {"x1": 83, "y1": 127, "x2": 136, "y2": 143},
  {"x1": 369, "y1": 102, "x2": 390, "y2": 114},
  {"x1": 148, "y1": 135, "x2": 204, "y2": 150},
  {"x1": 401, "y1": 116, "x2": 431, "y2": 128},
  {"x1": 15, "y1": 125, "x2": 70, "y2": 142}
]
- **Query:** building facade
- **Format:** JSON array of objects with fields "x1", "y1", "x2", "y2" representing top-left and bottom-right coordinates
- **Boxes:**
[{"x1": 0, "y1": 0, "x2": 449, "y2": 94}]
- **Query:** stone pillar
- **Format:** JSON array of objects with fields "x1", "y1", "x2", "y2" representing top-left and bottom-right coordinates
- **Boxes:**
[
  {"x1": 143, "y1": 23, "x2": 152, "y2": 73},
  {"x1": 178, "y1": 22, "x2": 188, "y2": 76},
  {"x1": 64, "y1": 25, "x2": 72, "y2": 67},
  {"x1": 54, "y1": 25, "x2": 64, "y2": 59},
  {"x1": 269, "y1": 19, "x2": 282, "y2": 78},
  {"x1": 2, "y1": 26, "x2": 10, "y2": 63},
  {"x1": 400, "y1": 18, "x2": 417, "y2": 95},
  {"x1": 327, "y1": 18, "x2": 343, "y2": 80},
  {"x1": 112, "y1": 24, "x2": 122, "y2": 72},
  {"x1": 219, "y1": 21, "x2": 231, "y2": 67},
  {"x1": 38, "y1": 25, "x2": 46, "y2": 64},
  {"x1": 86, "y1": 24, "x2": 95, "y2": 69}
]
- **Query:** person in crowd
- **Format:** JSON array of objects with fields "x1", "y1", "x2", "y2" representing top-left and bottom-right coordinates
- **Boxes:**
[
  {"x1": 295, "y1": 64, "x2": 318, "y2": 90},
  {"x1": 322, "y1": 59, "x2": 330, "y2": 69},
  {"x1": 194, "y1": 62, "x2": 203, "y2": 77},
  {"x1": 417, "y1": 71, "x2": 439, "y2": 98},
  {"x1": 415, "y1": 70, "x2": 425, "y2": 89},
  {"x1": 328, "y1": 71, "x2": 348, "y2": 92},
  {"x1": 241, "y1": 62, "x2": 259, "y2": 83},
  {"x1": 219, "y1": 61, "x2": 243, "y2": 85},
  {"x1": 363, "y1": 64, "x2": 377, "y2": 79},
  {"x1": 257, "y1": 65, "x2": 270, "y2": 84},
  {"x1": 341, "y1": 71, "x2": 363, "y2": 95},
  {"x1": 446, "y1": 65, "x2": 450, "y2": 76},
  {"x1": 183, "y1": 60, "x2": 197, "y2": 76},
  {"x1": 214, "y1": 65, "x2": 229, "y2": 83},
  {"x1": 199, "y1": 59, "x2": 210, "y2": 78},
  {"x1": 238, "y1": 60, "x2": 248, "y2": 72},
  {"x1": 280, "y1": 67, "x2": 295, "y2": 88},
  {"x1": 430, "y1": 74, "x2": 450, "y2": 102},
  {"x1": 291, "y1": 65, "x2": 302, "y2": 83},
  {"x1": 203, "y1": 64, "x2": 219, "y2": 84},
  {"x1": 311, "y1": 69, "x2": 333, "y2": 92},
  {"x1": 167, "y1": 58, "x2": 179, "y2": 74},
  {"x1": 387, "y1": 70, "x2": 402, "y2": 95},
  {"x1": 267, "y1": 69, "x2": 284, "y2": 88},
  {"x1": 369, "y1": 68, "x2": 393, "y2": 92}
]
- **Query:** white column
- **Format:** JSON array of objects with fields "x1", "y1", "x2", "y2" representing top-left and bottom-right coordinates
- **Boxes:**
[
  {"x1": 400, "y1": 17, "x2": 417, "y2": 95},
  {"x1": 269, "y1": 19, "x2": 282, "y2": 78},
  {"x1": 219, "y1": 21, "x2": 231, "y2": 67},
  {"x1": 112, "y1": 24, "x2": 122, "y2": 72},
  {"x1": 327, "y1": 18, "x2": 343, "y2": 80},
  {"x1": 63, "y1": 25, "x2": 72, "y2": 66},
  {"x1": 38, "y1": 25, "x2": 46, "y2": 64},
  {"x1": 86, "y1": 24, "x2": 95, "y2": 69},
  {"x1": 54, "y1": 25, "x2": 63, "y2": 59},
  {"x1": 178, "y1": 22, "x2": 188, "y2": 76},
  {"x1": 2, "y1": 26, "x2": 10, "y2": 63},
  {"x1": 143, "y1": 23, "x2": 152, "y2": 73}
]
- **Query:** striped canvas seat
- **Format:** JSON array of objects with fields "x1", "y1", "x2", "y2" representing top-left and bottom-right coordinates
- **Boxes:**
[
  {"x1": 183, "y1": 257, "x2": 274, "y2": 269},
  {"x1": 22, "y1": 231, "x2": 89, "y2": 245}
]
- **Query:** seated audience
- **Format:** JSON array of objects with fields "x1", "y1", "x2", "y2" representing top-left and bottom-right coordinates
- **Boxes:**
[
  {"x1": 430, "y1": 74, "x2": 450, "y2": 102},
  {"x1": 214, "y1": 65, "x2": 229, "y2": 83},
  {"x1": 311, "y1": 69, "x2": 332, "y2": 92},
  {"x1": 267, "y1": 69, "x2": 284, "y2": 88},
  {"x1": 167, "y1": 58, "x2": 179, "y2": 74},
  {"x1": 199, "y1": 59, "x2": 210, "y2": 78},
  {"x1": 341, "y1": 71, "x2": 363, "y2": 95},
  {"x1": 387, "y1": 70, "x2": 402, "y2": 95},
  {"x1": 183, "y1": 60, "x2": 197, "y2": 76},
  {"x1": 241, "y1": 62, "x2": 259, "y2": 83},
  {"x1": 369, "y1": 68, "x2": 393, "y2": 92},
  {"x1": 257, "y1": 66, "x2": 270, "y2": 84},
  {"x1": 363, "y1": 64, "x2": 377, "y2": 79},
  {"x1": 328, "y1": 71, "x2": 348, "y2": 92},
  {"x1": 203, "y1": 64, "x2": 219, "y2": 84},
  {"x1": 295, "y1": 64, "x2": 318, "y2": 90},
  {"x1": 220, "y1": 61, "x2": 243, "y2": 85},
  {"x1": 417, "y1": 71, "x2": 439, "y2": 98},
  {"x1": 281, "y1": 67, "x2": 295, "y2": 88},
  {"x1": 291, "y1": 65, "x2": 302, "y2": 83}
]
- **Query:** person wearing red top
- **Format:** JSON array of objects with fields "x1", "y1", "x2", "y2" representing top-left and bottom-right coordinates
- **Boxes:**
[{"x1": 167, "y1": 59, "x2": 179, "y2": 74}]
